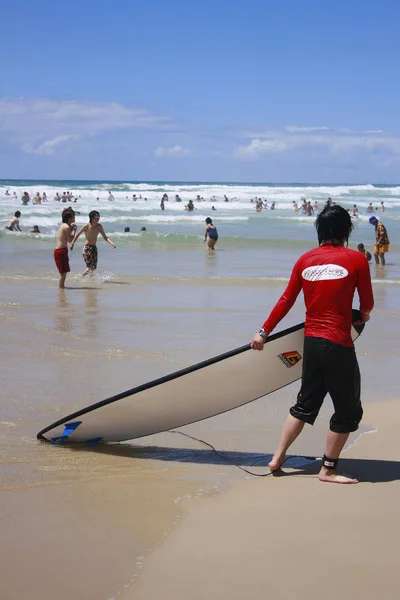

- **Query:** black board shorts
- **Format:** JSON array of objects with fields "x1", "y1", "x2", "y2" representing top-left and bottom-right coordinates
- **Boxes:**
[{"x1": 290, "y1": 336, "x2": 362, "y2": 433}]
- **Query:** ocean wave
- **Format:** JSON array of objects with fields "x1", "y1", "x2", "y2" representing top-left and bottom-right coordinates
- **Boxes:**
[{"x1": 2, "y1": 180, "x2": 400, "y2": 205}]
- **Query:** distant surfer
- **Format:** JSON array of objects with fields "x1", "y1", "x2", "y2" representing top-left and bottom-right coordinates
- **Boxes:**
[
  {"x1": 251, "y1": 205, "x2": 374, "y2": 484},
  {"x1": 54, "y1": 208, "x2": 76, "y2": 288},
  {"x1": 70, "y1": 210, "x2": 116, "y2": 277},
  {"x1": 204, "y1": 217, "x2": 218, "y2": 250}
]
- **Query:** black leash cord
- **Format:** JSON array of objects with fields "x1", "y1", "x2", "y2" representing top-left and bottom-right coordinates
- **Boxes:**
[{"x1": 170, "y1": 430, "x2": 319, "y2": 477}]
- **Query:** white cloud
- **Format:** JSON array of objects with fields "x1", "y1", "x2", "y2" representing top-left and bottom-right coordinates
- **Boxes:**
[
  {"x1": 235, "y1": 138, "x2": 288, "y2": 157},
  {"x1": 235, "y1": 126, "x2": 400, "y2": 160},
  {"x1": 0, "y1": 98, "x2": 170, "y2": 154},
  {"x1": 284, "y1": 125, "x2": 331, "y2": 133},
  {"x1": 360, "y1": 129, "x2": 384, "y2": 134},
  {"x1": 22, "y1": 135, "x2": 78, "y2": 155},
  {"x1": 154, "y1": 145, "x2": 191, "y2": 158}
]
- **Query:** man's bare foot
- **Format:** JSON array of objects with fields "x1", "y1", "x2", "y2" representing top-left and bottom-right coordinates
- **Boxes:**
[
  {"x1": 319, "y1": 469, "x2": 358, "y2": 484},
  {"x1": 268, "y1": 453, "x2": 286, "y2": 472}
]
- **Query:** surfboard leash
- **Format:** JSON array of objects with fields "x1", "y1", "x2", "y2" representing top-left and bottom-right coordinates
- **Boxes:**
[{"x1": 170, "y1": 431, "x2": 319, "y2": 477}]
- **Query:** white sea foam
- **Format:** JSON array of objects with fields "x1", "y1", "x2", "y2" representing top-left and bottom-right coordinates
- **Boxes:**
[{"x1": 1, "y1": 182, "x2": 399, "y2": 267}]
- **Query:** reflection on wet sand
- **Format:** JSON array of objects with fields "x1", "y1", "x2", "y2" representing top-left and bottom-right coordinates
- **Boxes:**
[
  {"x1": 55, "y1": 287, "x2": 100, "y2": 336},
  {"x1": 56, "y1": 289, "x2": 73, "y2": 332},
  {"x1": 373, "y1": 264, "x2": 387, "y2": 280},
  {"x1": 84, "y1": 288, "x2": 99, "y2": 337}
]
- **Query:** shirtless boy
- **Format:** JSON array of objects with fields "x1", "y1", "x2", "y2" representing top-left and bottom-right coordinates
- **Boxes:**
[
  {"x1": 70, "y1": 210, "x2": 116, "y2": 276},
  {"x1": 54, "y1": 208, "x2": 76, "y2": 288},
  {"x1": 6, "y1": 211, "x2": 22, "y2": 231}
]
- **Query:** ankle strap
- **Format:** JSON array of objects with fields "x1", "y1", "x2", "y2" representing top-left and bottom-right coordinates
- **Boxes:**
[{"x1": 322, "y1": 455, "x2": 338, "y2": 470}]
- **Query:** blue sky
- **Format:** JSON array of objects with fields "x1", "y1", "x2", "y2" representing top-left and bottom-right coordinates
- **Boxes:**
[{"x1": 1, "y1": 0, "x2": 400, "y2": 182}]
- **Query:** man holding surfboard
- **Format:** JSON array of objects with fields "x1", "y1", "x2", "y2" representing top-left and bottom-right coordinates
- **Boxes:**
[{"x1": 251, "y1": 205, "x2": 374, "y2": 484}]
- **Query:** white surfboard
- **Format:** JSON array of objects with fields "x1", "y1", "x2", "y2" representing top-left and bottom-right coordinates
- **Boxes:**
[{"x1": 37, "y1": 316, "x2": 364, "y2": 444}]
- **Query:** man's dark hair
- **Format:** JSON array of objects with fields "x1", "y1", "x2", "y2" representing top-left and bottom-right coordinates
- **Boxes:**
[
  {"x1": 15, "y1": 211, "x2": 21, "y2": 217},
  {"x1": 315, "y1": 205, "x2": 353, "y2": 245},
  {"x1": 62, "y1": 207, "x2": 75, "y2": 223},
  {"x1": 89, "y1": 210, "x2": 100, "y2": 222}
]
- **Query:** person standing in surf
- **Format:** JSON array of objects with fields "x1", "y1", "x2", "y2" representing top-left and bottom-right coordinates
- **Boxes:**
[
  {"x1": 369, "y1": 215, "x2": 389, "y2": 266},
  {"x1": 70, "y1": 210, "x2": 116, "y2": 277},
  {"x1": 251, "y1": 205, "x2": 374, "y2": 484},
  {"x1": 204, "y1": 217, "x2": 218, "y2": 250},
  {"x1": 54, "y1": 208, "x2": 76, "y2": 288},
  {"x1": 6, "y1": 211, "x2": 22, "y2": 231}
]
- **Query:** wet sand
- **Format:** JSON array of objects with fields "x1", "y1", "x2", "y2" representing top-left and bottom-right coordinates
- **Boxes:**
[
  {"x1": 130, "y1": 397, "x2": 400, "y2": 600},
  {"x1": 1, "y1": 266, "x2": 399, "y2": 600}
]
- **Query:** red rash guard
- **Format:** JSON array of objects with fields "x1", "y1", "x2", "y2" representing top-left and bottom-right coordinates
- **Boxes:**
[{"x1": 262, "y1": 244, "x2": 374, "y2": 347}]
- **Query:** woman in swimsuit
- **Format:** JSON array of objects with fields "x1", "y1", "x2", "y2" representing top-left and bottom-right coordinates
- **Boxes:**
[{"x1": 204, "y1": 217, "x2": 218, "y2": 250}]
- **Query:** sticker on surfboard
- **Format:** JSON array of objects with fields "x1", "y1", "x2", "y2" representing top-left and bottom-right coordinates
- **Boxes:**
[{"x1": 278, "y1": 351, "x2": 302, "y2": 368}]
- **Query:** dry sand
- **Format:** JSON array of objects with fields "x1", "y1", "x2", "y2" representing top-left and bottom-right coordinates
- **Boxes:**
[{"x1": 130, "y1": 397, "x2": 400, "y2": 600}]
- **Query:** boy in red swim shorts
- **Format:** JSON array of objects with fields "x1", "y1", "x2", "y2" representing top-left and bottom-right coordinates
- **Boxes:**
[{"x1": 54, "y1": 208, "x2": 76, "y2": 288}]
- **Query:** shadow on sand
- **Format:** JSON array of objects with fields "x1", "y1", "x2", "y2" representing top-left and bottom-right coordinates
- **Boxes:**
[{"x1": 65, "y1": 441, "x2": 400, "y2": 483}]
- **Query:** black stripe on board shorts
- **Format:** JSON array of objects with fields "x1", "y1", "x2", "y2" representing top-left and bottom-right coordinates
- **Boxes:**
[{"x1": 290, "y1": 336, "x2": 362, "y2": 434}]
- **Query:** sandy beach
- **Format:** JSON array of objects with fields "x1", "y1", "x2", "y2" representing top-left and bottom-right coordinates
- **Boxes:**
[
  {"x1": 1, "y1": 182, "x2": 399, "y2": 600},
  {"x1": 131, "y1": 397, "x2": 400, "y2": 600},
  {"x1": 3, "y1": 0, "x2": 400, "y2": 595},
  {"x1": 1, "y1": 274, "x2": 399, "y2": 600}
]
